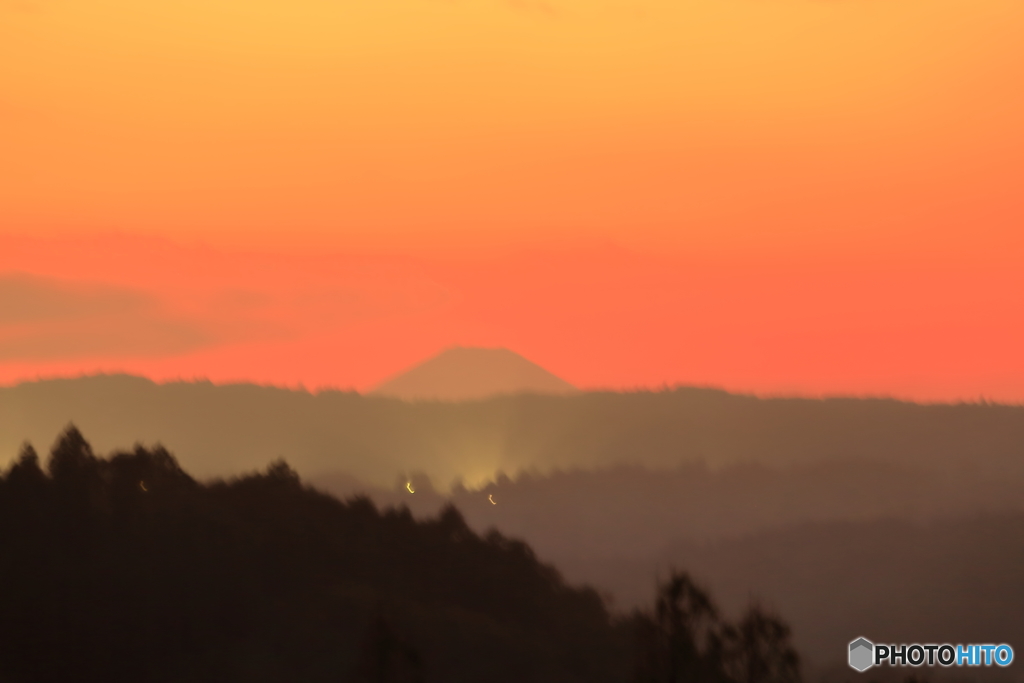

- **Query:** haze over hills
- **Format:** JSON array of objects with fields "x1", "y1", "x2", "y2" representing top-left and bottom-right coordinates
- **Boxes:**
[
  {"x1": 3, "y1": 376, "x2": 1024, "y2": 676},
  {"x1": 4, "y1": 374, "x2": 1023, "y2": 488},
  {"x1": 371, "y1": 347, "x2": 578, "y2": 402},
  {"x1": 310, "y1": 461, "x2": 1024, "y2": 673},
  {"x1": 435, "y1": 469, "x2": 1024, "y2": 675}
]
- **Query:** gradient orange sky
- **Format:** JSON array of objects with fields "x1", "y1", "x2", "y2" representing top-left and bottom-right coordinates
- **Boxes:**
[{"x1": 2, "y1": 0, "x2": 1023, "y2": 400}]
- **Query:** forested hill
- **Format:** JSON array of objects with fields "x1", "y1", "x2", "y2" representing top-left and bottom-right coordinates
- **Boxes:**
[{"x1": 0, "y1": 429, "x2": 633, "y2": 683}]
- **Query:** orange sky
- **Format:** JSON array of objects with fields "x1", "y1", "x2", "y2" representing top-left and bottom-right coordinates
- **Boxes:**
[{"x1": 1, "y1": 0, "x2": 1023, "y2": 400}]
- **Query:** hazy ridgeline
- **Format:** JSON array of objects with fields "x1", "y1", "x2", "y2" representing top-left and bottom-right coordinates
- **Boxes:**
[
  {"x1": 3, "y1": 374, "x2": 1024, "y2": 489},
  {"x1": 3, "y1": 375, "x2": 1023, "y2": 677}
]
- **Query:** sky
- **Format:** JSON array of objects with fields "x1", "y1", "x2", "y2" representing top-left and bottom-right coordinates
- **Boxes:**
[{"x1": 1, "y1": 0, "x2": 1023, "y2": 401}]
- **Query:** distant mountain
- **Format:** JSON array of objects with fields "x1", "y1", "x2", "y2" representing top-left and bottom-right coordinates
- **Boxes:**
[{"x1": 371, "y1": 347, "x2": 578, "y2": 401}]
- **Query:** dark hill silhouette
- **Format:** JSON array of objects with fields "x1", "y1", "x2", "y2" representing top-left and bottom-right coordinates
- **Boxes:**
[
  {"x1": 0, "y1": 429, "x2": 806, "y2": 683},
  {"x1": 371, "y1": 347, "x2": 578, "y2": 401},
  {"x1": 0, "y1": 429, "x2": 630, "y2": 683}
]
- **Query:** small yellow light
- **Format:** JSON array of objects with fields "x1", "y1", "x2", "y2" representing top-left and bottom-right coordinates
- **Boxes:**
[
  {"x1": 406, "y1": 481, "x2": 415, "y2": 493},
  {"x1": 488, "y1": 494, "x2": 496, "y2": 505}
]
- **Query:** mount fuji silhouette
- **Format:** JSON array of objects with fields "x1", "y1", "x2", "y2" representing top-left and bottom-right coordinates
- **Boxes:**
[{"x1": 371, "y1": 347, "x2": 578, "y2": 401}]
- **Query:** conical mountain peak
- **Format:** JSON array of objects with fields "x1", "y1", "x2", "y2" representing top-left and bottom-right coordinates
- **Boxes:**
[{"x1": 371, "y1": 347, "x2": 577, "y2": 401}]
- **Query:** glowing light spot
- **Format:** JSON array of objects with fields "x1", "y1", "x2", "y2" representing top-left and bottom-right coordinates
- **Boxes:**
[
  {"x1": 139, "y1": 481, "x2": 148, "y2": 492},
  {"x1": 488, "y1": 494, "x2": 496, "y2": 505},
  {"x1": 406, "y1": 481, "x2": 415, "y2": 493}
]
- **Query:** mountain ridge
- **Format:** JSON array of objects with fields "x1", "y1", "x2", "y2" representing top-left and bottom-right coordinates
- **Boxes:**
[{"x1": 371, "y1": 346, "x2": 578, "y2": 401}]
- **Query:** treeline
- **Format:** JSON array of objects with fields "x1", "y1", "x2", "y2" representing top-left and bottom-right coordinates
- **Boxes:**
[{"x1": 0, "y1": 428, "x2": 800, "y2": 683}]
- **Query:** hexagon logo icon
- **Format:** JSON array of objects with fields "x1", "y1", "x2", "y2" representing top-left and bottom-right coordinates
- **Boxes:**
[{"x1": 849, "y1": 637, "x2": 874, "y2": 672}]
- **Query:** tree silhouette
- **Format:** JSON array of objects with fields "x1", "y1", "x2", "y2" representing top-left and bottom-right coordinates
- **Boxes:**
[
  {"x1": 634, "y1": 572, "x2": 801, "y2": 683},
  {"x1": 720, "y1": 606, "x2": 800, "y2": 683},
  {"x1": 635, "y1": 572, "x2": 724, "y2": 683},
  {"x1": 5, "y1": 443, "x2": 46, "y2": 489}
]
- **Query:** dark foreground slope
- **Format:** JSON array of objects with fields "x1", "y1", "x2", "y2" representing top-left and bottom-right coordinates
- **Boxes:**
[
  {"x1": 0, "y1": 430, "x2": 632, "y2": 683},
  {"x1": 324, "y1": 465, "x2": 1024, "y2": 674}
]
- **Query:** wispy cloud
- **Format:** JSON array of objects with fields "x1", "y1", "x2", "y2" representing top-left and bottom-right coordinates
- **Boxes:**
[
  {"x1": 0, "y1": 274, "x2": 210, "y2": 360},
  {"x1": 0, "y1": 249, "x2": 452, "y2": 367}
]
